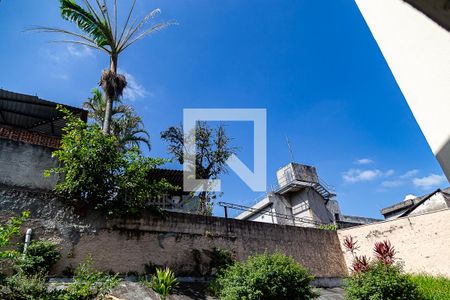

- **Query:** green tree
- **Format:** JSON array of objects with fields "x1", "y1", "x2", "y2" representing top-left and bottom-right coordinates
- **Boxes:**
[
  {"x1": 34, "y1": 0, "x2": 174, "y2": 134},
  {"x1": 83, "y1": 88, "x2": 151, "y2": 151},
  {"x1": 45, "y1": 106, "x2": 173, "y2": 215},
  {"x1": 161, "y1": 122, "x2": 237, "y2": 215}
]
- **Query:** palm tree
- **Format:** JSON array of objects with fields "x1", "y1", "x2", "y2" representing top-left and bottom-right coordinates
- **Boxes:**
[
  {"x1": 34, "y1": 0, "x2": 174, "y2": 134},
  {"x1": 83, "y1": 88, "x2": 151, "y2": 151}
]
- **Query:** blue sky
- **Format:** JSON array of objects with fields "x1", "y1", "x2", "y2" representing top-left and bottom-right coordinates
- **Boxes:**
[{"x1": 0, "y1": 0, "x2": 447, "y2": 218}]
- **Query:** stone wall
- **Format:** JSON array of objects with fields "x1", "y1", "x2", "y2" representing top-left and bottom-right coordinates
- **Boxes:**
[
  {"x1": 337, "y1": 208, "x2": 450, "y2": 277},
  {"x1": 0, "y1": 186, "x2": 348, "y2": 279}
]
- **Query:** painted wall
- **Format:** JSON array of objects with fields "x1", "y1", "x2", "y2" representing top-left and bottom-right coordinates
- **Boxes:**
[
  {"x1": 0, "y1": 186, "x2": 348, "y2": 279},
  {"x1": 354, "y1": 0, "x2": 450, "y2": 181},
  {"x1": 0, "y1": 139, "x2": 57, "y2": 190},
  {"x1": 338, "y1": 208, "x2": 450, "y2": 277}
]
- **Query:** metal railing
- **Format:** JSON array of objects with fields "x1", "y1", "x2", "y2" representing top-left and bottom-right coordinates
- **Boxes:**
[{"x1": 218, "y1": 201, "x2": 324, "y2": 227}]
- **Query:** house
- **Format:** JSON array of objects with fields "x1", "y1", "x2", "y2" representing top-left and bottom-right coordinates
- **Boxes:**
[
  {"x1": 235, "y1": 162, "x2": 381, "y2": 228},
  {"x1": 0, "y1": 89, "x2": 87, "y2": 190},
  {"x1": 381, "y1": 187, "x2": 450, "y2": 220}
]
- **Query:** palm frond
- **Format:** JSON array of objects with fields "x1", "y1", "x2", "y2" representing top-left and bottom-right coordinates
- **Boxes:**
[
  {"x1": 59, "y1": 0, "x2": 109, "y2": 47},
  {"x1": 120, "y1": 21, "x2": 175, "y2": 52}
]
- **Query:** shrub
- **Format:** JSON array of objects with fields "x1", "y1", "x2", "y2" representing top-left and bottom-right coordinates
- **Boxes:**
[
  {"x1": 0, "y1": 273, "x2": 50, "y2": 300},
  {"x1": 343, "y1": 237, "x2": 422, "y2": 300},
  {"x1": 13, "y1": 240, "x2": 61, "y2": 275},
  {"x1": 410, "y1": 274, "x2": 450, "y2": 300},
  {"x1": 142, "y1": 267, "x2": 178, "y2": 300},
  {"x1": 210, "y1": 247, "x2": 235, "y2": 273},
  {"x1": 0, "y1": 211, "x2": 29, "y2": 260},
  {"x1": 63, "y1": 256, "x2": 120, "y2": 300},
  {"x1": 45, "y1": 106, "x2": 175, "y2": 215},
  {"x1": 345, "y1": 262, "x2": 422, "y2": 300},
  {"x1": 211, "y1": 252, "x2": 317, "y2": 300}
]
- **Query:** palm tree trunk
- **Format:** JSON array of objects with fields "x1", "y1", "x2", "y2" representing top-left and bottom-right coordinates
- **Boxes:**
[{"x1": 102, "y1": 55, "x2": 118, "y2": 134}]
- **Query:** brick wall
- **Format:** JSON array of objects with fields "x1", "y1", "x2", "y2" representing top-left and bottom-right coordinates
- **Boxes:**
[{"x1": 0, "y1": 186, "x2": 348, "y2": 279}]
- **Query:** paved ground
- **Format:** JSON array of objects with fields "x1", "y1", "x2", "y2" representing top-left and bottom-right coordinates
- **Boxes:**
[{"x1": 108, "y1": 281, "x2": 345, "y2": 300}]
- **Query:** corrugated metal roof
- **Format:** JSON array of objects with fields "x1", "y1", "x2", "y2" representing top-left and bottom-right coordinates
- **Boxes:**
[{"x1": 0, "y1": 89, "x2": 87, "y2": 137}]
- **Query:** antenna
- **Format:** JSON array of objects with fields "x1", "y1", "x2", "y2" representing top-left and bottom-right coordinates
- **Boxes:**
[{"x1": 285, "y1": 136, "x2": 296, "y2": 163}]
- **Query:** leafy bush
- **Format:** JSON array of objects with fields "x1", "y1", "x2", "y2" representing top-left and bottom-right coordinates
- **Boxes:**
[
  {"x1": 410, "y1": 274, "x2": 450, "y2": 300},
  {"x1": 142, "y1": 267, "x2": 178, "y2": 300},
  {"x1": 0, "y1": 273, "x2": 52, "y2": 300},
  {"x1": 211, "y1": 252, "x2": 317, "y2": 300},
  {"x1": 0, "y1": 211, "x2": 29, "y2": 260},
  {"x1": 45, "y1": 106, "x2": 175, "y2": 215},
  {"x1": 63, "y1": 256, "x2": 120, "y2": 300},
  {"x1": 343, "y1": 237, "x2": 421, "y2": 300},
  {"x1": 345, "y1": 262, "x2": 422, "y2": 300},
  {"x1": 13, "y1": 240, "x2": 61, "y2": 275}
]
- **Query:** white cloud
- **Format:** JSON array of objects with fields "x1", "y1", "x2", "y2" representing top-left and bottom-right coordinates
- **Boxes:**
[
  {"x1": 343, "y1": 168, "x2": 395, "y2": 183},
  {"x1": 118, "y1": 69, "x2": 148, "y2": 101},
  {"x1": 67, "y1": 45, "x2": 94, "y2": 57},
  {"x1": 400, "y1": 169, "x2": 419, "y2": 179},
  {"x1": 355, "y1": 158, "x2": 374, "y2": 165},
  {"x1": 343, "y1": 169, "x2": 382, "y2": 183},
  {"x1": 381, "y1": 180, "x2": 403, "y2": 188},
  {"x1": 413, "y1": 174, "x2": 446, "y2": 189},
  {"x1": 385, "y1": 169, "x2": 395, "y2": 177}
]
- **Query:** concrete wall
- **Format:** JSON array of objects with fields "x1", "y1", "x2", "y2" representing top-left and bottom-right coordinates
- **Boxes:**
[
  {"x1": 338, "y1": 208, "x2": 450, "y2": 276},
  {"x1": 354, "y1": 0, "x2": 450, "y2": 181},
  {"x1": 0, "y1": 139, "x2": 57, "y2": 190},
  {"x1": 0, "y1": 186, "x2": 348, "y2": 279}
]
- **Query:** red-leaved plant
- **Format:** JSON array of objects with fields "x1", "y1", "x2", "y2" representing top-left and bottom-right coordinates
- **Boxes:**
[
  {"x1": 343, "y1": 236, "x2": 396, "y2": 273},
  {"x1": 374, "y1": 240, "x2": 396, "y2": 266}
]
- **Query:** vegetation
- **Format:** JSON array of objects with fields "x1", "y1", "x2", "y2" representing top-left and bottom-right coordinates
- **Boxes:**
[
  {"x1": 13, "y1": 240, "x2": 61, "y2": 275},
  {"x1": 318, "y1": 224, "x2": 338, "y2": 231},
  {"x1": 34, "y1": 0, "x2": 173, "y2": 134},
  {"x1": 0, "y1": 273, "x2": 51, "y2": 300},
  {"x1": 142, "y1": 267, "x2": 178, "y2": 300},
  {"x1": 0, "y1": 211, "x2": 29, "y2": 260},
  {"x1": 345, "y1": 262, "x2": 421, "y2": 300},
  {"x1": 83, "y1": 88, "x2": 151, "y2": 151},
  {"x1": 1, "y1": 252, "x2": 119, "y2": 300},
  {"x1": 63, "y1": 257, "x2": 120, "y2": 300},
  {"x1": 161, "y1": 122, "x2": 238, "y2": 215},
  {"x1": 210, "y1": 252, "x2": 317, "y2": 300},
  {"x1": 410, "y1": 274, "x2": 450, "y2": 300},
  {"x1": 45, "y1": 107, "x2": 174, "y2": 215},
  {"x1": 209, "y1": 247, "x2": 235, "y2": 273},
  {"x1": 343, "y1": 237, "x2": 422, "y2": 300}
]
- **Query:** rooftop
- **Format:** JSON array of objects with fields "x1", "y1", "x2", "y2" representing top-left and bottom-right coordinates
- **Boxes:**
[
  {"x1": 381, "y1": 187, "x2": 450, "y2": 216},
  {"x1": 404, "y1": 0, "x2": 450, "y2": 32},
  {"x1": 0, "y1": 89, "x2": 87, "y2": 138}
]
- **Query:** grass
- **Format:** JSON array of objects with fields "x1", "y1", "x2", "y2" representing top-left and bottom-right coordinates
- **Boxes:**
[{"x1": 410, "y1": 274, "x2": 450, "y2": 300}]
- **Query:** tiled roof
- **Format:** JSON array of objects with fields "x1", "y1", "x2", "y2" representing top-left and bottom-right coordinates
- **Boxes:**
[{"x1": 0, "y1": 127, "x2": 60, "y2": 148}]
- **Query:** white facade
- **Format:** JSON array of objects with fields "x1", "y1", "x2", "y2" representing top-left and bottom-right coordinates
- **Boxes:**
[{"x1": 354, "y1": 0, "x2": 450, "y2": 181}]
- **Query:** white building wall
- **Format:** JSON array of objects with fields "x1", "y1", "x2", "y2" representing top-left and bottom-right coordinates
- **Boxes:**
[
  {"x1": 410, "y1": 192, "x2": 449, "y2": 216},
  {"x1": 355, "y1": 0, "x2": 450, "y2": 181}
]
